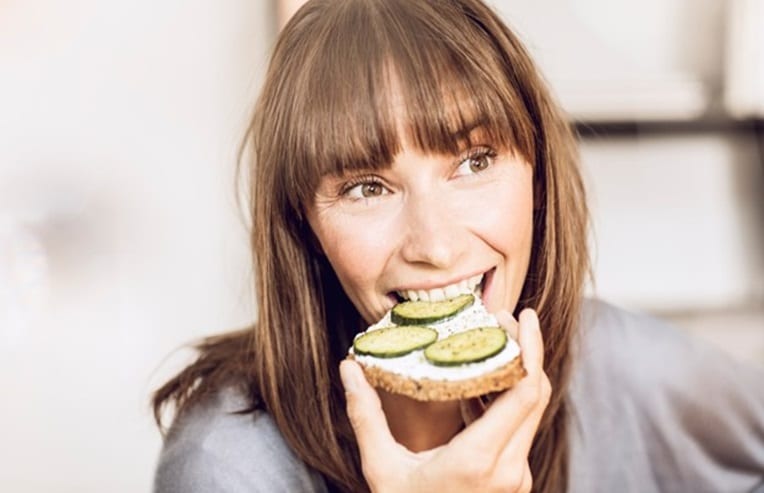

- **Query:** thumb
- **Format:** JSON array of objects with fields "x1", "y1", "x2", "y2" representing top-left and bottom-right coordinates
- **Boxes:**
[{"x1": 340, "y1": 360, "x2": 397, "y2": 462}]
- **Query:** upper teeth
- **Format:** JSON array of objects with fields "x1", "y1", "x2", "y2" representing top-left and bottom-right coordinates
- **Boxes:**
[{"x1": 397, "y1": 274, "x2": 483, "y2": 302}]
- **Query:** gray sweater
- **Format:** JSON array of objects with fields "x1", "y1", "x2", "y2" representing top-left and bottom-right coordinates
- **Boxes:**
[{"x1": 154, "y1": 301, "x2": 764, "y2": 492}]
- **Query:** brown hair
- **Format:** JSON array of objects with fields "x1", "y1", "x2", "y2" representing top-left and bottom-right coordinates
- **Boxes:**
[{"x1": 152, "y1": 1, "x2": 589, "y2": 492}]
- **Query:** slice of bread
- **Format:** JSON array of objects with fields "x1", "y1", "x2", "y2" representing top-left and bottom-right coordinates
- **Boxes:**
[{"x1": 347, "y1": 296, "x2": 526, "y2": 401}]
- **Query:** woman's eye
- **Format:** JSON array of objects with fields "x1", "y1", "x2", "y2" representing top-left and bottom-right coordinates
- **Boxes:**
[
  {"x1": 343, "y1": 180, "x2": 388, "y2": 200},
  {"x1": 454, "y1": 148, "x2": 496, "y2": 177}
]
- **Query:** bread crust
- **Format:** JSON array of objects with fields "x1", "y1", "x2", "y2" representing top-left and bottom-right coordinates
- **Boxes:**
[{"x1": 348, "y1": 354, "x2": 527, "y2": 401}]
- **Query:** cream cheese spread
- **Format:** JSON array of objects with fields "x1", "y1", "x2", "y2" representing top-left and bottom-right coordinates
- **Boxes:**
[{"x1": 350, "y1": 297, "x2": 521, "y2": 381}]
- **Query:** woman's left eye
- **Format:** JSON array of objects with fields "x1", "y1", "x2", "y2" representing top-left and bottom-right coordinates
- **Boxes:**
[
  {"x1": 454, "y1": 148, "x2": 497, "y2": 177},
  {"x1": 340, "y1": 177, "x2": 390, "y2": 200}
]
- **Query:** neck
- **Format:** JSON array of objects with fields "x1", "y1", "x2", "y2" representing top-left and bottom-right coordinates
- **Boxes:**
[{"x1": 377, "y1": 390, "x2": 463, "y2": 452}]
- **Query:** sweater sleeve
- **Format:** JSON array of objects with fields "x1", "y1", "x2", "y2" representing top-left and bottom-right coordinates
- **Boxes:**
[
  {"x1": 569, "y1": 300, "x2": 764, "y2": 493},
  {"x1": 152, "y1": 388, "x2": 327, "y2": 493},
  {"x1": 154, "y1": 441, "x2": 265, "y2": 493}
]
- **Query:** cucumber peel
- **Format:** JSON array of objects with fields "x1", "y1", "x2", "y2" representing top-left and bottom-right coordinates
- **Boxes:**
[
  {"x1": 424, "y1": 327, "x2": 507, "y2": 366},
  {"x1": 391, "y1": 293, "x2": 475, "y2": 325},
  {"x1": 353, "y1": 326, "x2": 438, "y2": 358}
]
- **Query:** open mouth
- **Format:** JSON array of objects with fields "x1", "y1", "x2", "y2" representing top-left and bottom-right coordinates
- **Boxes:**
[{"x1": 390, "y1": 270, "x2": 492, "y2": 303}]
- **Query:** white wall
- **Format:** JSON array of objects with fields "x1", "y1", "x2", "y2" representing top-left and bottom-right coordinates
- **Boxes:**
[
  {"x1": 581, "y1": 133, "x2": 764, "y2": 313},
  {"x1": 492, "y1": 0, "x2": 725, "y2": 120},
  {"x1": 0, "y1": 1, "x2": 271, "y2": 491}
]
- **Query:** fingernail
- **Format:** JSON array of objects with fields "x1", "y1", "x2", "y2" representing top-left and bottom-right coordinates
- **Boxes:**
[{"x1": 339, "y1": 360, "x2": 359, "y2": 393}]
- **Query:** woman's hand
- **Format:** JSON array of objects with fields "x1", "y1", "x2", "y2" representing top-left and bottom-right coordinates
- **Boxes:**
[{"x1": 340, "y1": 308, "x2": 552, "y2": 493}]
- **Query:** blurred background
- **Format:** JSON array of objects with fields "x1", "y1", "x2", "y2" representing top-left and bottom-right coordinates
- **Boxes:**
[{"x1": 1, "y1": 0, "x2": 762, "y2": 491}]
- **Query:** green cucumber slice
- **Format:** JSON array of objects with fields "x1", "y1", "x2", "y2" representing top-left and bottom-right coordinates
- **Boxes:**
[
  {"x1": 424, "y1": 327, "x2": 507, "y2": 366},
  {"x1": 353, "y1": 326, "x2": 438, "y2": 358},
  {"x1": 391, "y1": 293, "x2": 475, "y2": 325}
]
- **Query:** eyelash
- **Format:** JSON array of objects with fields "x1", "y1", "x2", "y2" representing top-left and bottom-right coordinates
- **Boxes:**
[
  {"x1": 454, "y1": 146, "x2": 498, "y2": 176},
  {"x1": 339, "y1": 174, "x2": 387, "y2": 199},
  {"x1": 337, "y1": 146, "x2": 498, "y2": 200}
]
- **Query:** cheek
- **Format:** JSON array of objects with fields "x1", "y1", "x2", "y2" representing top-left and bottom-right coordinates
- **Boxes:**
[
  {"x1": 469, "y1": 173, "x2": 534, "y2": 256},
  {"x1": 323, "y1": 233, "x2": 374, "y2": 286},
  {"x1": 310, "y1": 210, "x2": 396, "y2": 300},
  {"x1": 466, "y1": 168, "x2": 534, "y2": 309}
]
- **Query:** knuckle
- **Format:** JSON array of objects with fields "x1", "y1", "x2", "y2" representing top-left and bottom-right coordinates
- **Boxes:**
[
  {"x1": 491, "y1": 470, "x2": 522, "y2": 493},
  {"x1": 539, "y1": 374, "x2": 552, "y2": 404},
  {"x1": 520, "y1": 476, "x2": 533, "y2": 493},
  {"x1": 520, "y1": 464, "x2": 534, "y2": 493},
  {"x1": 509, "y1": 470, "x2": 526, "y2": 492},
  {"x1": 457, "y1": 456, "x2": 494, "y2": 483},
  {"x1": 516, "y1": 382, "x2": 541, "y2": 412},
  {"x1": 516, "y1": 372, "x2": 553, "y2": 412},
  {"x1": 360, "y1": 459, "x2": 383, "y2": 484},
  {"x1": 345, "y1": 395, "x2": 366, "y2": 431},
  {"x1": 495, "y1": 464, "x2": 532, "y2": 493}
]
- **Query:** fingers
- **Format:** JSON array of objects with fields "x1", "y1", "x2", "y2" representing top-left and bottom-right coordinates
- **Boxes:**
[
  {"x1": 494, "y1": 308, "x2": 545, "y2": 373},
  {"x1": 493, "y1": 309, "x2": 551, "y2": 476},
  {"x1": 517, "y1": 308, "x2": 545, "y2": 375},
  {"x1": 496, "y1": 377, "x2": 550, "y2": 475},
  {"x1": 454, "y1": 308, "x2": 548, "y2": 456},
  {"x1": 489, "y1": 308, "x2": 549, "y2": 429},
  {"x1": 339, "y1": 360, "x2": 398, "y2": 467},
  {"x1": 494, "y1": 310, "x2": 519, "y2": 340},
  {"x1": 486, "y1": 308, "x2": 546, "y2": 411}
]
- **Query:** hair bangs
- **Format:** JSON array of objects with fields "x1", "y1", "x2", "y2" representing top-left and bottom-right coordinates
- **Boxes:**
[
  {"x1": 279, "y1": 0, "x2": 538, "y2": 212},
  {"x1": 281, "y1": 3, "x2": 403, "y2": 210},
  {"x1": 380, "y1": 0, "x2": 538, "y2": 162}
]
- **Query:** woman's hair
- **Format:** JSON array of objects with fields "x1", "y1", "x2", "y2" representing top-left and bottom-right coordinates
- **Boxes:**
[{"x1": 153, "y1": 1, "x2": 589, "y2": 492}]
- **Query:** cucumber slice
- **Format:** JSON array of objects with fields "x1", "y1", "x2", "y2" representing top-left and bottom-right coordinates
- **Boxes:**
[
  {"x1": 353, "y1": 326, "x2": 438, "y2": 358},
  {"x1": 424, "y1": 327, "x2": 507, "y2": 366},
  {"x1": 391, "y1": 294, "x2": 475, "y2": 325}
]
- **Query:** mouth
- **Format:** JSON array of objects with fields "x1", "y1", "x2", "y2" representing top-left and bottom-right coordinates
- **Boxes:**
[{"x1": 390, "y1": 270, "x2": 493, "y2": 303}]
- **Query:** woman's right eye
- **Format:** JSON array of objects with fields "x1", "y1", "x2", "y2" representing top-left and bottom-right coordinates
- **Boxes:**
[{"x1": 342, "y1": 178, "x2": 389, "y2": 200}]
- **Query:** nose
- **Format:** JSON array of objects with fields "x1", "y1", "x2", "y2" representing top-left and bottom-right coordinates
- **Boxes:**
[{"x1": 398, "y1": 192, "x2": 466, "y2": 269}]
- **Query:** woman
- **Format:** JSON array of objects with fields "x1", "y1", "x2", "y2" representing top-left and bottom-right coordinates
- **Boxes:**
[{"x1": 152, "y1": 1, "x2": 764, "y2": 492}]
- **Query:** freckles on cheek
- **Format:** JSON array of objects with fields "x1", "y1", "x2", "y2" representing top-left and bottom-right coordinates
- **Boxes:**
[
  {"x1": 468, "y1": 178, "x2": 534, "y2": 264},
  {"x1": 316, "y1": 215, "x2": 391, "y2": 294},
  {"x1": 324, "y1": 237, "x2": 364, "y2": 280},
  {"x1": 476, "y1": 209, "x2": 529, "y2": 251},
  {"x1": 476, "y1": 187, "x2": 532, "y2": 234}
]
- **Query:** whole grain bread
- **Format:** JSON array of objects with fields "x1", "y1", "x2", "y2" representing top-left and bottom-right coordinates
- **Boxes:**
[{"x1": 349, "y1": 353, "x2": 526, "y2": 401}]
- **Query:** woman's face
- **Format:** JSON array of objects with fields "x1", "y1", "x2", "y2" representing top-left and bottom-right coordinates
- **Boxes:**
[{"x1": 307, "y1": 128, "x2": 534, "y2": 324}]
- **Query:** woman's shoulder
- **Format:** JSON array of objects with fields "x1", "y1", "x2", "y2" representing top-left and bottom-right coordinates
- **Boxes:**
[
  {"x1": 570, "y1": 298, "x2": 698, "y2": 431},
  {"x1": 572, "y1": 297, "x2": 764, "y2": 408},
  {"x1": 574, "y1": 298, "x2": 762, "y2": 392},
  {"x1": 578, "y1": 298, "x2": 687, "y2": 353},
  {"x1": 153, "y1": 386, "x2": 327, "y2": 493}
]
